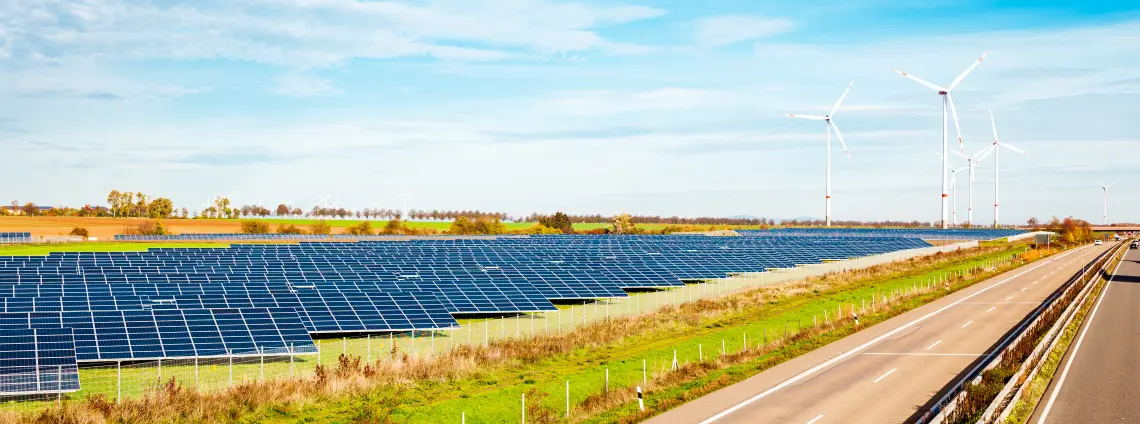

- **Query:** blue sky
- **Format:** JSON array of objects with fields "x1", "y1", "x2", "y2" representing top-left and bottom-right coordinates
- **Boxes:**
[{"x1": 2, "y1": 0, "x2": 1139, "y2": 224}]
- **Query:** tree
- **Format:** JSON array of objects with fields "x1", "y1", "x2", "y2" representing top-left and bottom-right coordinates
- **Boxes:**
[
  {"x1": 240, "y1": 220, "x2": 271, "y2": 234},
  {"x1": 538, "y1": 212, "x2": 574, "y2": 234},
  {"x1": 148, "y1": 198, "x2": 174, "y2": 218},
  {"x1": 21, "y1": 202, "x2": 38, "y2": 216},
  {"x1": 612, "y1": 213, "x2": 635, "y2": 234},
  {"x1": 1027, "y1": 217, "x2": 1040, "y2": 227},
  {"x1": 107, "y1": 190, "x2": 121, "y2": 217},
  {"x1": 345, "y1": 221, "x2": 374, "y2": 236},
  {"x1": 309, "y1": 220, "x2": 332, "y2": 235},
  {"x1": 276, "y1": 204, "x2": 290, "y2": 217},
  {"x1": 180, "y1": 207, "x2": 189, "y2": 219}
]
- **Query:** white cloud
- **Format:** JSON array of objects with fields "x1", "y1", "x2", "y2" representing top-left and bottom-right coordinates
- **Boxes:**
[
  {"x1": 0, "y1": 0, "x2": 664, "y2": 69},
  {"x1": 268, "y1": 72, "x2": 339, "y2": 98},
  {"x1": 694, "y1": 15, "x2": 796, "y2": 47}
]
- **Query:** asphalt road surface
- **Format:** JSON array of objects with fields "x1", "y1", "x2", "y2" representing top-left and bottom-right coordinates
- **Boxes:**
[
  {"x1": 643, "y1": 244, "x2": 1109, "y2": 424},
  {"x1": 1031, "y1": 244, "x2": 1140, "y2": 423}
]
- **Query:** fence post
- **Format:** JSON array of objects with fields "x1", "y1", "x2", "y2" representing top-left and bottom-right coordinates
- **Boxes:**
[
  {"x1": 228, "y1": 350, "x2": 233, "y2": 386},
  {"x1": 485, "y1": 318, "x2": 489, "y2": 346},
  {"x1": 290, "y1": 343, "x2": 295, "y2": 377},
  {"x1": 195, "y1": 357, "x2": 199, "y2": 388},
  {"x1": 642, "y1": 359, "x2": 647, "y2": 387},
  {"x1": 522, "y1": 392, "x2": 526, "y2": 424},
  {"x1": 743, "y1": 332, "x2": 747, "y2": 352},
  {"x1": 565, "y1": 380, "x2": 570, "y2": 417},
  {"x1": 699, "y1": 344, "x2": 703, "y2": 362},
  {"x1": 116, "y1": 361, "x2": 121, "y2": 404},
  {"x1": 157, "y1": 358, "x2": 162, "y2": 381},
  {"x1": 605, "y1": 368, "x2": 609, "y2": 392},
  {"x1": 259, "y1": 347, "x2": 265, "y2": 380},
  {"x1": 318, "y1": 340, "x2": 322, "y2": 365},
  {"x1": 721, "y1": 339, "x2": 726, "y2": 357},
  {"x1": 367, "y1": 335, "x2": 371, "y2": 362}
]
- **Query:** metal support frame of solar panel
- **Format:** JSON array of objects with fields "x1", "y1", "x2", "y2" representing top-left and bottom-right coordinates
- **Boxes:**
[
  {"x1": 0, "y1": 308, "x2": 316, "y2": 362},
  {"x1": 0, "y1": 327, "x2": 80, "y2": 395}
]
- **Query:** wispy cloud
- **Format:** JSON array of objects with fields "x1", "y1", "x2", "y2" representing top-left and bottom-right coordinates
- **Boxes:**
[
  {"x1": 693, "y1": 15, "x2": 796, "y2": 47},
  {"x1": 269, "y1": 72, "x2": 340, "y2": 98}
]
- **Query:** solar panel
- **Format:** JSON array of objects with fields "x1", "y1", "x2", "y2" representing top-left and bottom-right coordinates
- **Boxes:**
[
  {"x1": 0, "y1": 328, "x2": 80, "y2": 395},
  {"x1": 0, "y1": 308, "x2": 316, "y2": 361}
]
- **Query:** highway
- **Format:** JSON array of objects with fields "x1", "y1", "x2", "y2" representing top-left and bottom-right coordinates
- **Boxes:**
[
  {"x1": 1031, "y1": 243, "x2": 1140, "y2": 423},
  {"x1": 643, "y1": 244, "x2": 1109, "y2": 424}
]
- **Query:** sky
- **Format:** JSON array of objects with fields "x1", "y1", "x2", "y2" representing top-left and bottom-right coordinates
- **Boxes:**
[{"x1": 2, "y1": 0, "x2": 1139, "y2": 224}]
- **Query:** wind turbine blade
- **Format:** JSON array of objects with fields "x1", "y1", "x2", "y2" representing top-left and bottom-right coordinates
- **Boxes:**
[
  {"x1": 1001, "y1": 142, "x2": 1030, "y2": 156},
  {"x1": 974, "y1": 145, "x2": 996, "y2": 163},
  {"x1": 948, "y1": 51, "x2": 989, "y2": 92},
  {"x1": 1108, "y1": 181, "x2": 1117, "y2": 188},
  {"x1": 947, "y1": 94, "x2": 964, "y2": 153},
  {"x1": 988, "y1": 107, "x2": 1000, "y2": 142},
  {"x1": 829, "y1": 80, "x2": 855, "y2": 117},
  {"x1": 951, "y1": 149, "x2": 970, "y2": 160},
  {"x1": 894, "y1": 70, "x2": 945, "y2": 92},
  {"x1": 830, "y1": 121, "x2": 851, "y2": 159},
  {"x1": 786, "y1": 114, "x2": 827, "y2": 120}
]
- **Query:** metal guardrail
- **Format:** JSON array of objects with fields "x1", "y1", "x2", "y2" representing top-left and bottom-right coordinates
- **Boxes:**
[{"x1": 914, "y1": 243, "x2": 1119, "y2": 424}]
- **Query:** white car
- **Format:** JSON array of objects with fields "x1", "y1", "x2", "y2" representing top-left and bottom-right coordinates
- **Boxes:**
[{"x1": 1095, "y1": 240, "x2": 1103, "y2": 246}]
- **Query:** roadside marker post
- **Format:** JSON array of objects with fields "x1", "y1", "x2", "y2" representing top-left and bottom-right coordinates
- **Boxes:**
[{"x1": 637, "y1": 386, "x2": 645, "y2": 411}]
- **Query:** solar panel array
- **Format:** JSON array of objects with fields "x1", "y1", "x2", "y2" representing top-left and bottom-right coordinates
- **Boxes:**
[
  {"x1": 0, "y1": 232, "x2": 32, "y2": 244},
  {"x1": 738, "y1": 228, "x2": 1027, "y2": 241},
  {"x1": 0, "y1": 328, "x2": 79, "y2": 395},
  {"x1": 0, "y1": 232, "x2": 941, "y2": 394}
]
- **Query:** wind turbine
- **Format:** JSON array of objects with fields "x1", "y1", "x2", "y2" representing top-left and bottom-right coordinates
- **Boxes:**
[
  {"x1": 987, "y1": 108, "x2": 1029, "y2": 227},
  {"x1": 895, "y1": 51, "x2": 989, "y2": 229},
  {"x1": 786, "y1": 80, "x2": 854, "y2": 227},
  {"x1": 1099, "y1": 182, "x2": 1116, "y2": 225},
  {"x1": 951, "y1": 146, "x2": 996, "y2": 227},
  {"x1": 950, "y1": 166, "x2": 968, "y2": 226}
]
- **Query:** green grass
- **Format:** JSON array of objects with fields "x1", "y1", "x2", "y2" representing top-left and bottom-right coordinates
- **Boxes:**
[
  {"x1": 261, "y1": 246, "x2": 1030, "y2": 423},
  {"x1": 0, "y1": 242, "x2": 231, "y2": 256}
]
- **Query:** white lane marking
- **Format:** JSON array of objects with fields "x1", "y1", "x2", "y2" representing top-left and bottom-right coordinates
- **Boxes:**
[
  {"x1": 697, "y1": 247, "x2": 1087, "y2": 424},
  {"x1": 926, "y1": 340, "x2": 942, "y2": 350},
  {"x1": 1036, "y1": 250, "x2": 1124, "y2": 423},
  {"x1": 864, "y1": 352, "x2": 981, "y2": 356},
  {"x1": 986, "y1": 306, "x2": 997, "y2": 313},
  {"x1": 1005, "y1": 296, "x2": 1014, "y2": 301},
  {"x1": 873, "y1": 368, "x2": 897, "y2": 383},
  {"x1": 807, "y1": 414, "x2": 825, "y2": 424},
  {"x1": 961, "y1": 320, "x2": 973, "y2": 328}
]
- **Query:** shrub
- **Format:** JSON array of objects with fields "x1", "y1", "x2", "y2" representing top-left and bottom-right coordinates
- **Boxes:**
[
  {"x1": 123, "y1": 220, "x2": 168, "y2": 236},
  {"x1": 537, "y1": 212, "x2": 574, "y2": 234},
  {"x1": 277, "y1": 225, "x2": 306, "y2": 235},
  {"x1": 381, "y1": 219, "x2": 406, "y2": 235},
  {"x1": 309, "y1": 220, "x2": 332, "y2": 235},
  {"x1": 240, "y1": 220, "x2": 271, "y2": 234},
  {"x1": 69, "y1": 227, "x2": 89, "y2": 238},
  {"x1": 449, "y1": 216, "x2": 507, "y2": 235},
  {"x1": 510, "y1": 224, "x2": 563, "y2": 235},
  {"x1": 345, "y1": 221, "x2": 374, "y2": 236}
]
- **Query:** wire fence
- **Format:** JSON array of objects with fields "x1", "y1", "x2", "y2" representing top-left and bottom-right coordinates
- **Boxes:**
[{"x1": 0, "y1": 241, "x2": 981, "y2": 414}]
